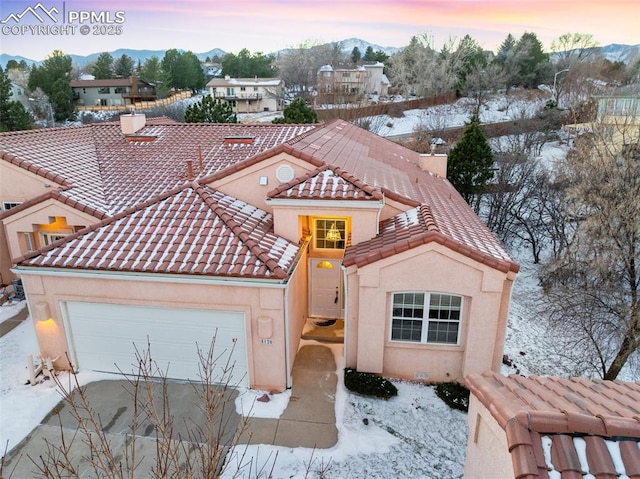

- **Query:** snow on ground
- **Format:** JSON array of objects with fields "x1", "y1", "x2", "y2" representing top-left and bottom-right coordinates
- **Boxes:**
[{"x1": 365, "y1": 90, "x2": 551, "y2": 137}]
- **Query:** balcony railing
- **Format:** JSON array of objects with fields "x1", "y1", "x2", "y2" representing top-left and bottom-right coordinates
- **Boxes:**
[{"x1": 212, "y1": 92, "x2": 263, "y2": 100}]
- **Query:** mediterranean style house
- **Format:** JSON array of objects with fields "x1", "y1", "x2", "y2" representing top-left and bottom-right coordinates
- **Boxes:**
[
  {"x1": 70, "y1": 76, "x2": 157, "y2": 107},
  {"x1": 206, "y1": 76, "x2": 283, "y2": 113},
  {"x1": 464, "y1": 372, "x2": 640, "y2": 478},
  {"x1": 0, "y1": 114, "x2": 518, "y2": 391}
]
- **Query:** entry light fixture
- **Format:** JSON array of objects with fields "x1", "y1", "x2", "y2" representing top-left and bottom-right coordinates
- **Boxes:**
[
  {"x1": 317, "y1": 260, "x2": 334, "y2": 269},
  {"x1": 34, "y1": 302, "x2": 51, "y2": 322},
  {"x1": 325, "y1": 222, "x2": 342, "y2": 242}
]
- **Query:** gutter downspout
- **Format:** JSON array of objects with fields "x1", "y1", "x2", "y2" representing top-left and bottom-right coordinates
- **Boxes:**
[{"x1": 342, "y1": 263, "x2": 348, "y2": 370}]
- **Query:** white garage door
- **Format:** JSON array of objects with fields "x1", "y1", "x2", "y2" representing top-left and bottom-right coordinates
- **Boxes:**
[{"x1": 63, "y1": 301, "x2": 248, "y2": 386}]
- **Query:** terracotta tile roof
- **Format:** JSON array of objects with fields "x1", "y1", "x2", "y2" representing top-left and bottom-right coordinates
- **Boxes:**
[
  {"x1": 2, "y1": 118, "x2": 517, "y2": 274},
  {"x1": 16, "y1": 183, "x2": 299, "y2": 280},
  {"x1": 466, "y1": 372, "x2": 640, "y2": 479},
  {"x1": 282, "y1": 120, "x2": 517, "y2": 271},
  {"x1": 0, "y1": 122, "x2": 314, "y2": 216},
  {"x1": 267, "y1": 164, "x2": 383, "y2": 201}
]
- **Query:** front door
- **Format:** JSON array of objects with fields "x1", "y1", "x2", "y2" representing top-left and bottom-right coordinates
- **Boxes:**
[{"x1": 309, "y1": 258, "x2": 342, "y2": 318}]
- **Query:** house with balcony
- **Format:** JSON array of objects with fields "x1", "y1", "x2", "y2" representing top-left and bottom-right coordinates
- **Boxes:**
[
  {"x1": 317, "y1": 62, "x2": 390, "y2": 104},
  {"x1": 70, "y1": 76, "x2": 157, "y2": 107},
  {"x1": 206, "y1": 76, "x2": 283, "y2": 113},
  {"x1": 0, "y1": 114, "x2": 517, "y2": 392}
]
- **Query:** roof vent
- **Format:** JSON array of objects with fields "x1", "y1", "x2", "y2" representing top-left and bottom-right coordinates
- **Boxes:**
[
  {"x1": 224, "y1": 135, "x2": 255, "y2": 145},
  {"x1": 275, "y1": 164, "x2": 295, "y2": 183}
]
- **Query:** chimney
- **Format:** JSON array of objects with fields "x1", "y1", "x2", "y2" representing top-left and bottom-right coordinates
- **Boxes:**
[
  {"x1": 120, "y1": 109, "x2": 146, "y2": 135},
  {"x1": 419, "y1": 146, "x2": 448, "y2": 178}
]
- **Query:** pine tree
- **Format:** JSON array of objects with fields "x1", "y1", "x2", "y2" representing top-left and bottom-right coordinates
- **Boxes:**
[
  {"x1": 351, "y1": 46, "x2": 362, "y2": 64},
  {"x1": 0, "y1": 66, "x2": 31, "y2": 131},
  {"x1": 446, "y1": 115, "x2": 494, "y2": 204},
  {"x1": 272, "y1": 98, "x2": 318, "y2": 124},
  {"x1": 92, "y1": 52, "x2": 114, "y2": 79},
  {"x1": 113, "y1": 54, "x2": 135, "y2": 78},
  {"x1": 184, "y1": 95, "x2": 237, "y2": 123}
]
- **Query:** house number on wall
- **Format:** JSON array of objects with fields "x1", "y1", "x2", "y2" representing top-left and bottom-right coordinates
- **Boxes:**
[{"x1": 260, "y1": 339, "x2": 273, "y2": 345}]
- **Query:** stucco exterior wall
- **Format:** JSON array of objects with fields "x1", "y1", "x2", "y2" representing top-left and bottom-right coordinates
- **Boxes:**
[
  {"x1": 0, "y1": 161, "x2": 64, "y2": 203},
  {"x1": 209, "y1": 153, "x2": 314, "y2": 218},
  {"x1": 18, "y1": 271, "x2": 291, "y2": 391},
  {"x1": 3, "y1": 201, "x2": 97, "y2": 260},
  {"x1": 285, "y1": 244, "x2": 310, "y2": 380},
  {"x1": 345, "y1": 242, "x2": 514, "y2": 383},
  {"x1": 464, "y1": 395, "x2": 514, "y2": 479}
]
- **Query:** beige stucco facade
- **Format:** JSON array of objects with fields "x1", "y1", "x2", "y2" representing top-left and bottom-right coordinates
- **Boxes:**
[
  {"x1": 463, "y1": 394, "x2": 514, "y2": 479},
  {"x1": 345, "y1": 242, "x2": 515, "y2": 383},
  {"x1": 18, "y1": 267, "x2": 308, "y2": 391}
]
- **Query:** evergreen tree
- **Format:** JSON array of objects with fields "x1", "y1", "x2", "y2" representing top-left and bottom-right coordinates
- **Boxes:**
[
  {"x1": 92, "y1": 52, "x2": 114, "y2": 79},
  {"x1": 221, "y1": 49, "x2": 276, "y2": 78},
  {"x1": 515, "y1": 32, "x2": 552, "y2": 88},
  {"x1": 113, "y1": 53, "x2": 135, "y2": 78},
  {"x1": 162, "y1": 49, "x2": 205, "y2": 91},
  {"x1": 0, "y1": 66, "x2": 31, "y2": 131},
  {"x1": 447, "y1": 115, "x2": 494, "y2": 204},
  {"x1": 27, "y1": 50, "x2": 74, "y2": 122},
  {"x1": 272, "y1": 98, "x2": 318, "y2": 124},
  {"x1": 351, "y1": 46, "x2": 362, "y2": 64},
  {"x1": 363, "y1": 46, "x2": 375, "y2": 61},
  {"x1": 184, "y1": 95, "x2": 237, "y2": 123}
]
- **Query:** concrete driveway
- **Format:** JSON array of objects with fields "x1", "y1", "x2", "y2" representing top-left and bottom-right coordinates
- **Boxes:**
[{"x1": 3, "y1": 379, "x2": 240, "y2": 477}]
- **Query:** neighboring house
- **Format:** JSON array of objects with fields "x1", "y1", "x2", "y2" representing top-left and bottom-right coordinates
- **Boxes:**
[
  {"x1": 8, "y1": 81, "x2": 26, "y2": 102},
  {"x1": 317, "y1": 62, "x2": 390, "y2": 104},
  {"x1": 202, "y1": 61, "x2": 222, "y2": 81},
  {"x1": 0, "y1": 114, "x2": 518, "y2": 391},
  {"x1": 464, "y1": 372, "x2": 640, "y2": 479},
  {"x1": 70, "y1": 76, "x2": 157, "y2": 107},
  {"x1": 594, "y1": 84, "x2": 640, "y2": 125},
  {"x1": 206, "y1": 76, "x2": 283, "y2": 113}
]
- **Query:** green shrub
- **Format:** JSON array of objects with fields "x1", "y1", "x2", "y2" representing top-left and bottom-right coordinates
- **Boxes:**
[
  {"x1": 344, "y1": 368, "x2": 398, "y2": 399},
  {"x1": 435, "y1": 382, "x2": 470, "y2": 412}
]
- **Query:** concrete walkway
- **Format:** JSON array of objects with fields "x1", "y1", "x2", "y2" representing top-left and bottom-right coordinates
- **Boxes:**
[
  {"x1": 0, "y1": 302, "x2": 28, "y2": 338},
  {"x1": 239, "y1": 344, "x2": 339, "y2": 449}
]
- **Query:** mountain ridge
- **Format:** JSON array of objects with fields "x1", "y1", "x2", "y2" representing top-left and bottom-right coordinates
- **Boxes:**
[{"x1": 1, "y1": 40, "x2": 637, "y2": 69}]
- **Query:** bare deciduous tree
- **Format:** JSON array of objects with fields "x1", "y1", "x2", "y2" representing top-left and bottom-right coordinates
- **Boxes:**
[{"x1": 540, "y1": 119, "x2": 640, "y2": 380}]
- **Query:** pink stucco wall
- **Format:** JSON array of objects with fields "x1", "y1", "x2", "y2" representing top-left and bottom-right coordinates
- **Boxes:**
[
  {"x1": 345, "y1": 242, "x2": 515, "y2": 383},
  {"x1": 0, "y1": 162, "x2": 65, "y2": 280},
  {"x1": 464, "y1": 395, "x2": 514, "y2": 478},
  {"x1": 18, "y1": 271, "x2": 296, "y2": 391}
]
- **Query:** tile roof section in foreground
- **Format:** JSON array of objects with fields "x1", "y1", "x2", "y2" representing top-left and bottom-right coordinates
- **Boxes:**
[
  {"x1": 16, "y1": 183, "x2": 299, "y2": 280},
  {"x1": 342, "y1": 205, "x2": 519, "y2": 273},
  {"x1": 466, "y1": 372, "x2": 640, "y2": 479},
  {"x1": 267, "y1": 164, "x2": 384, "y2": 201}
]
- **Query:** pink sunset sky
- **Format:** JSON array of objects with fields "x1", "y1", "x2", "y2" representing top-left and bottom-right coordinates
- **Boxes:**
[{"x1": 1, "y1": 0, "x2": 638, "y2": 61}]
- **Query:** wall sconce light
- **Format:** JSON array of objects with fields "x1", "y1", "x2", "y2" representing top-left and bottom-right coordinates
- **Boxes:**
[
  {"x1": 325, "y1": 222, "x2": 342, "y2": 242},
  {"x1": 34, "y1": 302, "x2": 51, "y2": 322},
  {"x1": 317, "y1": 260, "x2": 334, "y2": 269}
]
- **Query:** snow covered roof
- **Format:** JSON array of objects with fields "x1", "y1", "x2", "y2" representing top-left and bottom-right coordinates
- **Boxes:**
[
  {"x1": 206, "y1": 77, "x2": 283, "y2": 87},
  {"x1": 0, "y1": 121, "x2": 313, "y2": 216},
  {"x1": 3, "y1": 118, "x2": 517, "y2": 276},
  {"x1": 15, "y1": 183, "x2": 299, "y2": 280},
  {"x1": 466, "y1": 372, "x2": 640, "y2": 479}
]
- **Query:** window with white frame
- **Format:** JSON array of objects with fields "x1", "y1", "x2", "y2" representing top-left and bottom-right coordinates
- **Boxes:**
[
  {"x1": 2, "y1": 202, "x2": 21, "y2": 211},
  {"x1": 391, "y1": 292, "x2": 462, "y2": 344},
  {"x1": 42, "y1": 232, "x2": 68, "y2": 245}
]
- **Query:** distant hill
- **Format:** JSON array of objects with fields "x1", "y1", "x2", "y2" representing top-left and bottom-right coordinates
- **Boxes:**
[
  {"x1": 1, "y1": 47, "x2": 228, "y2": 68},
  {"x1": 1, "y1": 40, "x2": 637, "y2": 69}
]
